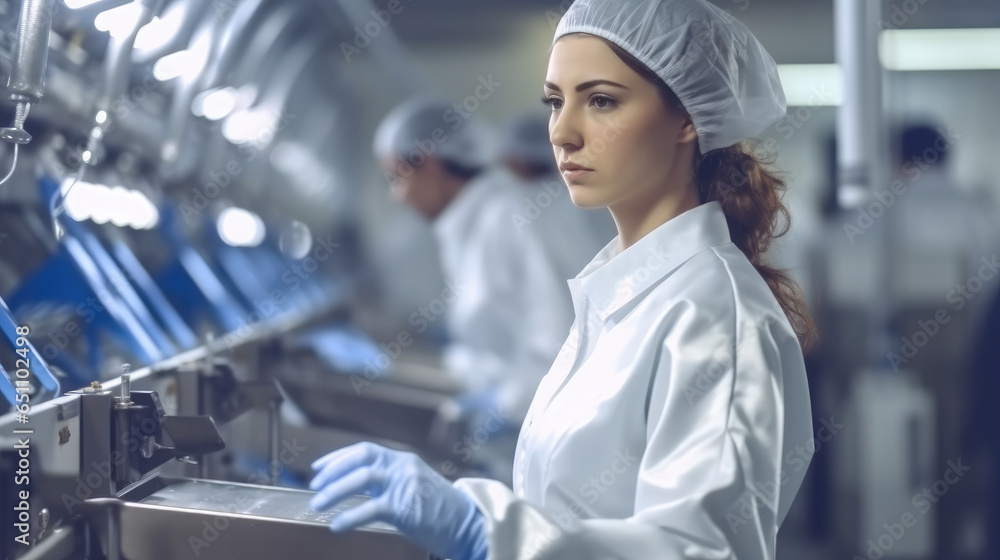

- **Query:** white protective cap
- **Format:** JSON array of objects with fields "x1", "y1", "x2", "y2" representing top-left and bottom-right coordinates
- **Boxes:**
[
  {"x1": 552, "y1": 0, "x2": 786, "y2": 153},
  {"x1": 373, "y1": 97, "x2": 494, "y2": 169},
  {"x1": 501, "y1": 114, "x2": 554, "y2": 170}
]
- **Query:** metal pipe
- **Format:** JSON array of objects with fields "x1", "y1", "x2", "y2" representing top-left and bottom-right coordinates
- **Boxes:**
[
  {"x1": 94, "y1": 0, "x2": 161, "y2": 140},
  {"x1": 835, "y1": 0, "x2": 883, "y2": 206},
  {"x1": 228, "y1": 2, "x2": 305, "y2": 92},
  {"x1": 836, "y1": 0, "x2": 888, "y2": 367},
  {"x1": 1, "y1": 0, "x2": 56, "y2": 166},
  {"x1": 160, "y1": 0, "x2": 273, "y2": 166},
  {"x1": 268, "y1": 400, "x2": 280, "y2": 485},
  {"x1": 6, "y1": 0, "x2": 56, "y2": 104}
]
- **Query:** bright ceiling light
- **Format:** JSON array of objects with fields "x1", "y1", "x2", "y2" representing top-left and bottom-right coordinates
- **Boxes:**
[
  {"x1": 153, "y1": 49, "x2": 192, "y2": 81},
  {"x1": 776, "y1": 64, "x2": 842, "y2": 107},
  {"x1": 881, "y1": 28, "x2": 1000, "y2": 71},
  {"x1": 193, "y1": 87, "x2": 238, "y2": 120},
  {"x1": 64, "y1": 0, "x2": 103, "y2": 8},
  {"x1": 61, "y1": 179, "x2": 159, "y2": 230},
  {"x1": 134, "y1": 7, "x2": 184, "y2": 51},
  {"x1": 94, "y1": 1, "x2": 142, "y2": 38},
  {"x1": 217, "y1": 208, "x2": 266, "y2": 247},
  {"x1": 222, "y1": 108, "x2": 276, "y2": 144}
]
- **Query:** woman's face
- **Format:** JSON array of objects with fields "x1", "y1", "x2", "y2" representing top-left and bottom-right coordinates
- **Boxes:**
[{"x1": 544, "y1": 34, "x2": 697, "y2": 211}]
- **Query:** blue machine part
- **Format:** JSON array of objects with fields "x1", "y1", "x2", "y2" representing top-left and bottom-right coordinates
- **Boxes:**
[
  {"x1": 204, "y1": 215, "x2": 319, "y2": 320},
  {"x1": 107, "y1": 238, "x2": 198, "y2": 350},
  {"x1": 153, "y1": 204, "x2": 249, "y2": 334},
  {"x1": 0, "y1": 295, "x2": 61, "y2": 405},
  {"x1": 10, "y1": 231, "x2": 167, "y2": 377},
  {"x1": 7, "y1": 176, "x2": 173, "y2": 383}
]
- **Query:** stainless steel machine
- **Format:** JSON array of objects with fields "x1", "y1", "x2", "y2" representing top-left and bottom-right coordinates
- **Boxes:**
[{"x1": 0, "y1": 344, "x2": 438, "y2": 560}]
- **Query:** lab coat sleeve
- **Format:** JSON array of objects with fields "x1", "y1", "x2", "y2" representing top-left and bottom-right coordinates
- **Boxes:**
[{"x1": 454, "y1": 313, "x2": 810, "y2": 560}]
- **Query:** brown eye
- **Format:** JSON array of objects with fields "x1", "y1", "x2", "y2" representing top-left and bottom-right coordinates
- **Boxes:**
[
  {"x1": 590, "y1": 94, "x2": 617, "y2": 110},
  {"x1": 541, "y1": 96, "x2": 563, "y2": 110}
]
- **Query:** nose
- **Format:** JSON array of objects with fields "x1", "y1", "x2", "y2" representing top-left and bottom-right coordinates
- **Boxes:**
[{"x1": 548, "y1": 107, "x2": 582, "y2": 155}]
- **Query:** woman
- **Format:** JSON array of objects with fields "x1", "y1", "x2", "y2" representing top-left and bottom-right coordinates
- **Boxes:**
[{"x1": 309, "y1": 1, "x2": 816, "y2": 558}]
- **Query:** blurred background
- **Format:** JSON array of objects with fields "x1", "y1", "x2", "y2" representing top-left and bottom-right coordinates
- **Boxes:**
[{"x1": 0, "y1": 0, "x2": 998, "y2": 559}]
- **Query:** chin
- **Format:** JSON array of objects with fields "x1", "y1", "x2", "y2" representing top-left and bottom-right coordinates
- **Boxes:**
[{"x1": 566, "y1": 185, "x2": 609, "y2": 209}]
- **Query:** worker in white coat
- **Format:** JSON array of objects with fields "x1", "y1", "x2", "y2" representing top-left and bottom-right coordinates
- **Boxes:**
[
  {"x1": 373, "y1": 98, "x2": 583, "y2": 478},
  {"x1": 310, "y1": 1, "x2": 816, "y2": 559}
]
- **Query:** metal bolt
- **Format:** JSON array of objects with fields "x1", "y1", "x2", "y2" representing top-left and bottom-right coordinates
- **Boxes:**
[
  {"x1": 13, "y1": 102, "x2": 30, "y2": 130},
  {"x1": 114, "y1": 366, "x2": 133, "y2": 409}
]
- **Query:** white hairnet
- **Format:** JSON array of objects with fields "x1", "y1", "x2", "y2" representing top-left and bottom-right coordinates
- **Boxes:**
[
  {"x1": 552, "y1": 0, "x2": 786, "y2": 153},
  {"x1": 501, "y1": 114, "x2": 554, "y2": 170},
  {"x1": 373, "y1": 97, "x2": 493, "y2": 169}
]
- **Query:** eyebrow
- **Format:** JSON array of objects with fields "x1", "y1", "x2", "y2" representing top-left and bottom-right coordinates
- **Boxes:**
[{"x1": 543, "y1": 79, "x2": 629, "y2": 92}]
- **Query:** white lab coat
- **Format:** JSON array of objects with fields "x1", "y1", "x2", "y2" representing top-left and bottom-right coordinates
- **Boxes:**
[
  {"x1": 454, "y1": 200, "x2": 814, "y2": 560},
  {"x1": 433, "y1": 167, "x2": 598, "y2": 424}
]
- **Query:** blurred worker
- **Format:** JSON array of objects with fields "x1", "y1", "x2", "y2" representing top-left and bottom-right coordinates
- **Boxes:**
[
  {"x1": 310, "y1": 1, "x2": 815, "y2": 559},
  {"x1": 814, "y1": 122, "x2": 1000, "y2": 554},
  {"x1": 373, "y1": 98, "x2": 584, "y2": 475},
  {"x1": 882, "y1": 124, "x2": 998, "y2": 310},
  {"x1": 500, "y1": 113, "x2": 618, "y2": 253}
]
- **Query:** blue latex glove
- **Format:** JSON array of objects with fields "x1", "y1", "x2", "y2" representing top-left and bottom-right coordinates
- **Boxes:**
[{"x1": 309, "y1": 442, "x2": 489, "y2": 560}]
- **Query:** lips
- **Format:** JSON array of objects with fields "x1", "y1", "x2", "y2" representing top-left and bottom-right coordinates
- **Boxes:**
[{"x1": 558, "y1": 161, "x2": 593, "y2": 173}]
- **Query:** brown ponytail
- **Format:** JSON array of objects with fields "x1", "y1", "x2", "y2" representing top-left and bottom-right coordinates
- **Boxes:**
[{"x1": 693, "y1": 143, "x2": 817, "y2": 349}]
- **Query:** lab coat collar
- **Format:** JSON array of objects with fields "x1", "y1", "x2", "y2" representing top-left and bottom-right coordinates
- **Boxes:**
[{"x1": 569, "y1": 201, "x2": 731, "y2": 322}]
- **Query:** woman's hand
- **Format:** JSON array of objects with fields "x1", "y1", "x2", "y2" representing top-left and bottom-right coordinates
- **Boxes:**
[{"x1": 309, "y1": 442, "x2": 489, "y2": 560}]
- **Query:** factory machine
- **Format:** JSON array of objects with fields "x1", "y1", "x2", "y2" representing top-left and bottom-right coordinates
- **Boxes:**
[
  {"x1": 0, "y1": 338, "x2": 450, "y2": 560},
  {"x1": 0, "y1": 0, "x2": 483, "y2": 558}
]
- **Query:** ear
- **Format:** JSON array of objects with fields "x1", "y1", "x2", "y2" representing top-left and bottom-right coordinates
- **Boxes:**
[{"x1": 677, "y1": 113, "x2": 698, "y2": 145}]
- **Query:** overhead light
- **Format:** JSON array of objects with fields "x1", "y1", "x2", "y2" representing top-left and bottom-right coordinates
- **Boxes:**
[
  {"x1": 217, "y1": 208, "x2": 266, "y2": 247},
  {"x1": 61, "y1": 179, "x2": 159, "y2": 230},
  {"x1": 134, "y1": 5, "x2": 184, "y2": 51},
  {"x1": 193, "y1": 87, "x2": 238, "y2": 120},
  {"x1": 64, "y1": 0, "x2": 103, "y2": 8},
  {"x1": 776, "y1": 64, "x2": 842, "y2": 107},
  {"x1": 222, "y1": 108, "x2": 276, "y2": 144},
  {"x1": 153, "y1": 35, "x2": 211, "y2": 82},
  {"x1": 152, "y1": 49, "x2": 192, "y2": 81},
  {"x1": 880, "y1": 28, "x2": 1000, "y2": 71},
  {"x1": 838, "y1": 184, "x2": 869, "y2": 210},
  {"x1": 62, "y1": 179, "x2": 97, "y2": 222},
  {"x1": 94, "y1": 1, "x2": 142, "y2": 38}
]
